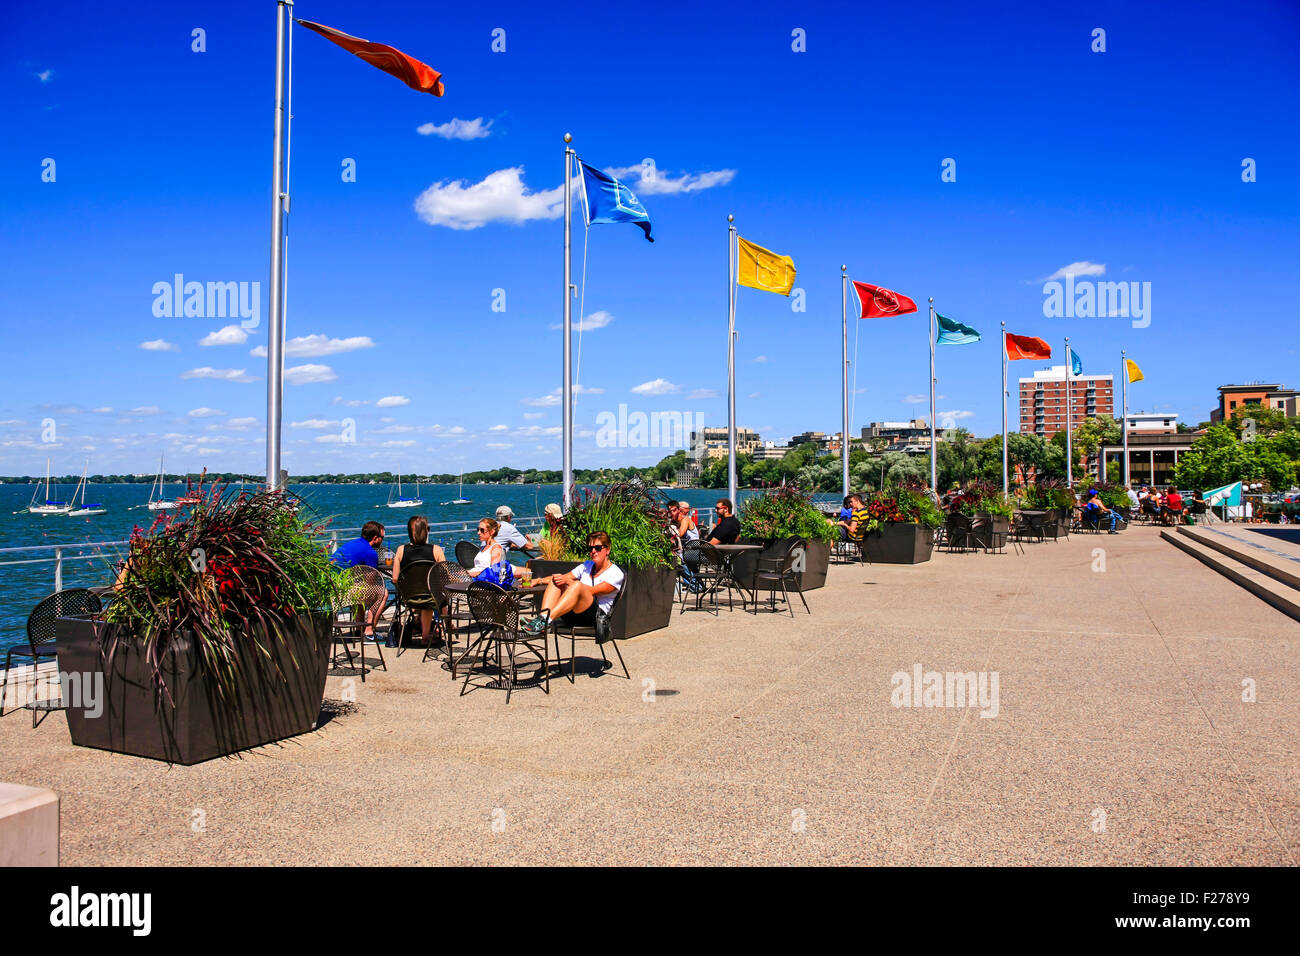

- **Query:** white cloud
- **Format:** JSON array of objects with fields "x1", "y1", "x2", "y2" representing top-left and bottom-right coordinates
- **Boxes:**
[
  {"x1": 938, "y1": 409, "x2": 975, "y2": 422},
  {"x1": 333, "y1": 396, "x2": 370, "y2": 407},
  {"x1": 284, "y1": 364, "x2": 337, "y2": 386},
  {"x1": 414, "y1": 166, "x2": 564, "y2": 230},
  {"x1": 197, "y1": 447, "x2": 219, "y2": 455},
  {"x1": 485, "y1": 442, "x2": 512, "y2": 449},
  {"x1": 140, "y1": 339, "x2": 179, "y2": 352},
  {"x1": 221, "y1": 417, "x2": 258, "y2": 430},
  {"x1": 382, "y1": 440, "x2": 417, "y2": 447},
  {"x1": 522, "y1": 384, "x2": 603, "y2": 407},
  {"x1": 549, "y1": 310, "x2": 615, "y2": 331},
  {"x1": 376, "y1": 395, "x2": 410, "y2": 407},
  {"x1": 903, "y1": 394, "x2": 944, "y2": 403},
  {"x1": 181, "y1": 367, "x2": 256, "y2": 383},
  {"x1": 199, "y1": 325, "x2": 249, "y2": 347},
  {"x1": 375, "y1": 425, "x2": 414, "y2": 434},
  {"x1": 250, "y1": 335, "x2": 375, "y2": 358},
  {"x1": 314, "y1": 434, "x2": 346, "y2": 443},
  {"x1": 748, "y1": 392, "x2": 761, "y2": 399},
  {"x1": 129, "y1": 406, "x2": 161, "y2": 415},
  {"x1": 416, "y1": 117, "x2": 493, "y2": 140},
  {"x1": 523, "y1": 412, "x2": 544, "y2": 420},
  {"x1": 187, "y1": 407, "x2": 226, "y2": 418},
  {"x1": 489, "y1": 424, "x2": 508, "y2": 431},
  {"x1": 688, "y1": 389, "x2": 720, "y2": 400},
  {"x1": 91, "y1": 407, "x2": 113, "y2": 414},
  {"x1": 605, "y1": 164, "x2": 736, "y2": 196},
  {"x1": 1042, "y1": 261, "x2": 1106, "y2": 281},
  {"x1": 752, "y1": 355, "x2": 768, "y2": 363},
  {"x1": 631, "y1": 378, "x2": 681, "y2": 396},
  {"x1": 36, "y1": 69, "x2": 54, "y2": 84},
  {"x1": 290, "y1": 418, "x2": 338, "y2": 429}
]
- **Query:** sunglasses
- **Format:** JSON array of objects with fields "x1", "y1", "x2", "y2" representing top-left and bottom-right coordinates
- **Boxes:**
[{"x1": 587, "y1": 544, "x2": 607, "y2": 552}]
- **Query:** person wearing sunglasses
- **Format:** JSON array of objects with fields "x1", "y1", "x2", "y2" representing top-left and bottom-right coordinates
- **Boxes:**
[
  {"x1": 523, "y1": 530, "x2": 623, "y2": 634},
  {"x1": 467, "y1": 517, "x2": 514, "y2": 586}
]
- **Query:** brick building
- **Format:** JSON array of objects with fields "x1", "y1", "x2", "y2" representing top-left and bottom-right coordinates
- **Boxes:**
[{"x1": 1018, "y1": 366, "x2": 1115, "y2": 439}]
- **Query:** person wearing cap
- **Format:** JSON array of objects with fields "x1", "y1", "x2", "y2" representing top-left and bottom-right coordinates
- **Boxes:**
[
  {"x1": 1084, "y1": 488, "x2": 1120, "y2": 533},
  {"x1": 529, "y1": 503, "x2": 564, "y2": 548},
  {"x1": 492, "y1": 505, "x2": 533, "y2": 554}
]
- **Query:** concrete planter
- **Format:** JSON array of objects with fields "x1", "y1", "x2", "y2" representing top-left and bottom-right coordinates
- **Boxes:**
[
  {"x1": 862, "y1": 523, "x2": 935, "y2": 564},
  {"x1": 735, "y1": 537, "x2": 831, "y2": 590},
  {"x1": 55, "y1": 611, "x2": 332, "y2": 765},
  {"x1": 527, "y1": 561, "x2": 676, "y2": 641}
]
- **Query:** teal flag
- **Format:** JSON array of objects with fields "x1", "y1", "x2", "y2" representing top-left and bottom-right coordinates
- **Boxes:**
[
  {"x1": 936, "y1": 313, "x2": 981, "y2": 345},
  {"x1": 1068, "y1": 346, "x2": 1083, "y2": 376}
]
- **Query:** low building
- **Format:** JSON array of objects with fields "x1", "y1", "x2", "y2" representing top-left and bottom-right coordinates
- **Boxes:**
[
  {"x1": 860, "y1": 419, "x2": 929, "y2": 442},
  {"x1": 752, "y1": 442, "x2": 789, "y2": 461},
  {"x1": 1125, "y1": 411, "x2": 1179, "y2": 435},
  {"x1": 1099, "y1": 432, "x2": 1198, "y2": 487},
  {"x1": 1209, "y1": 383, "x2": 1298, "y2": 423},
  {"x1": 689, "y1": 426, "x2": 760, "y2": 461},
  {"x1": 788, "y1": 431, "x2": 827, "y2": 448}
]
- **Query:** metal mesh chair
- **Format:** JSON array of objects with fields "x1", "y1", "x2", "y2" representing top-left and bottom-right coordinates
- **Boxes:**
[
  {"x1": 392, "y1": 559, "x2": 438, "y2": 658},
  {"x1": 454, "y1": 540, "x2": 479, "y2": 571},
  {"x1": 550, "y1": 588, "x2": 629, "y2": 682},
  {"x1": 680, "y1": 540, "x2": 729, "y2": 615},
  {"x1": 459, "y1": 582, "x2": 548, "y2": 703},
  {"x1": 2, "y1": 588, "x2": 102, "y2": 726},
  {"x1": 330, "y1": 565, "x2": 391, "y2": 681},
  {"x1": 748, "y1": 539, "x2": 811, "y2": 617},
  {"x1": 429, "y1": 561, "x2": 474, "y2": 674},
  {"x1": 943, "y1": 513, "x2": 974, "y2": 552}
]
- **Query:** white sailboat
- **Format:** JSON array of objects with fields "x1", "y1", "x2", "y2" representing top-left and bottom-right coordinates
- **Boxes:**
[
  {"x1": 27, "y1": 458, "x2": 72, "y2": 515},
  {"x1": 446, "y1": 473, "x2": 472, "y2": 505},
  {"x1": 386, "y1": 470, "x2": 422, "y2": 508},
  {"x1": 67, "y1": 461, "x2": 107, "y2": 517},
  {"x1": 147, "y1": 455, "x2": 179, "y2": 510}
]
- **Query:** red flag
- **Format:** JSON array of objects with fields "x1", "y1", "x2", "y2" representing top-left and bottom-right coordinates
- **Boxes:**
[
  {"x1": 1004, "y1": 332, "x2": 1052, "y2": 360},
  {"x1": 297, "y1": 19, "x2": 445, "y2": 96},
  {"x1": 852, "y1": 281, "x2": 918, "y2": 318}
]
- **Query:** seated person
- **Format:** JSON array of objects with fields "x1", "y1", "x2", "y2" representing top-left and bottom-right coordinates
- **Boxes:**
[
  {"x1": 1127, "y1": 485, "x2": 1141, "y2": 510},
  {"x1": 492, "y1": 505, "x2": 534, "y2": 555},
  {"x1": 468, "y1": 518, "x2": 514, "y2": 585},
  {"x1": 524, "y1": 531, "x2": 624, "y2": 635},
  {"x1": 835, "y1": 495, "x2": 854, "y2": 537},
  {"x1": 706, "y1": 498, "x2": 741, "y2": 545},
  {"x1": 672, "y1": 500, "x2": 700, "y2": 544},
  {"x1": 332, "y1": 520, "x2": 384, "y2": 569},
  {"x1": 529, "y1": 502, "x2": 564, "y2": 549},
  {"x1": 390, "y1": 514, "x2": 446, "y2": 645},
  {"x1": 1164, "y1": 486, "x2": 1184, "y2": 524},
  {"x1": 838, "y1": 495, "x2": 867, "y2": 540},
  {"x1": 1084, "y1": 489, "x2": 1120, "y2": 533}
]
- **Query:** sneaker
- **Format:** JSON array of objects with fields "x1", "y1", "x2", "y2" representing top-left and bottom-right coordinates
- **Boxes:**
[{"x1": 524, "y1": 615, "x2": 550, "y2": 634}]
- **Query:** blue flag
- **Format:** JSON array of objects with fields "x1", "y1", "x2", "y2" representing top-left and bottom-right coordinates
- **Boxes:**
[
  {"x1": 578, "y1": 160, "x2": 653, "y2": 242},
  {"x1": 1068, "y1": 346, "x2": 1083, "y2": 376},
  {"x1": 935, "y1": 313, "x2": 981, "y2": 345}
]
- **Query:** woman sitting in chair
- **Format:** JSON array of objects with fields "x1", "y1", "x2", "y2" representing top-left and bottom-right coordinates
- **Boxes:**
[
  {"x1": 467, "y1": 517, "x2": 514, "y2": 586},
  {"x1": 523, "y1": 531, "x2": 624, "y2": 635},
  {"x1": 391, "y1": 515, "x2": 445, "y2": 644}
]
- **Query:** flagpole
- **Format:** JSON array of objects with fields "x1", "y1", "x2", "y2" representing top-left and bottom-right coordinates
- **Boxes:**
[
  {"x1": 1122, "y1": 348, "x2": 1129, "y2": 488},
  {"x1": 265, "y1": 0, "x2": 290, "y2": 490},
  {"x1": 1064, "y1": 336, "x2": 1073, "y2": 487},
  {"x1": 928, "y1": 298, "x2": 937, "y2": 490},
  {"x1": 841, "y1": 266, "x2": 850, "y2": 499},
  {"x1": 562, "y1": 133, "x2": 575, "y2": 509},
  {"x1": 1002, "y1": 320, "x2": 1009, "y2": 494},
  {"x1": 727, "y1": 215, "x2": 737, "y2": 507}
]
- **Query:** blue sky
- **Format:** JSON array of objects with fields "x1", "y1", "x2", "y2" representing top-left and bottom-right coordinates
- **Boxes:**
[{"x1": 3, "y1": 0, "x2": 1298, "y2": 477}]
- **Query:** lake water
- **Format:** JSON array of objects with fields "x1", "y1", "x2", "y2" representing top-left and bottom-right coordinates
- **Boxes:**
[{"x1": 0, "y1": 482, "x2": 828, "y2": 652}]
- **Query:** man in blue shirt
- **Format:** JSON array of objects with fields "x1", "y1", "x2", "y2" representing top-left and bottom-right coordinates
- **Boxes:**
[{"x1": 332, "y1": 520, "x2": 385, "y2": 569}]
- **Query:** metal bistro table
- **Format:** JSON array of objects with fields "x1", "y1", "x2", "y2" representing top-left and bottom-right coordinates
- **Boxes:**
[
  {"x1": 442, "y1": 578, "x2": 549, "y2": 689},
  {"x1": 709, "y1": 543, "x2": 762, "y2": 609}
]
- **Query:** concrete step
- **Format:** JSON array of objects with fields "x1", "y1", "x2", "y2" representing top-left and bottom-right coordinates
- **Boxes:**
[
  {"x1": 1177, "y1": 525, "x2": 1300, "y2": 592},
  {"x1": 1162, "y1": 529, "x2": 1300, "y2": 622}
]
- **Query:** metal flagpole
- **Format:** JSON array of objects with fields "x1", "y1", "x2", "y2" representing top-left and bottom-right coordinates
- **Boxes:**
[
  {"x1": 928, "y1": 298, "x2": 937, "y2": 489},
  {"x1": 727, "y1": 214, "x2": 737, "y2": 507},
  {"x1": 265, "y1": 0, "x2": 290, "y2": 489},
  {"x1": 1122, "y1": 348, "x2": 1130, "y2": 488},
  {"x1": 841, "y1": 266, "x2": 850, "y2": 499},
  {"x1": 1064, "y1": 336, "x2": 1073, "y2": 487},
  {"x1": 562, "y1": 134, "x2": 575, "y2": 508},
  {"x1": 1002, "y1": 320, "x2": 1009, "y2": 493}
]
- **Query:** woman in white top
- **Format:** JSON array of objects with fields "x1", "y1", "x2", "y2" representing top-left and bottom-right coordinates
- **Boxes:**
[
  {"x1": 524, "y1": 530, "x2": 624, "y2": 633},
  {"x1": 468, "y1": 518, "x2": 507, "y2": 578},
  {"x1": 675, "y1": 500, "x2": 699, "y2": 543}
]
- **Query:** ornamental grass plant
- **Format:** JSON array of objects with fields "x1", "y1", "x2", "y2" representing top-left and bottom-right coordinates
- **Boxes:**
[
  {"x1": 738, "y1": 484, "x2": 837, "y2": 543},
  {"x1": 557, "y1": 479, "x2": 675, "y2": 569}
]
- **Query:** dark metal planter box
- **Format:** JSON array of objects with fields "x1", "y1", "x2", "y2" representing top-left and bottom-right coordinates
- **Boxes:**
[
  {"x1": 862, "y1": 523, "x2": 935, "y2": 564},
  {"x1": 734, "y1": 537, "x2": 831, "y2": 590},
  {"x1": 527, "y1": 562, "x2": 676, "y2": 641},
  {"x1": 55, "y1": 611, "x2": 332, "y2": 765}
]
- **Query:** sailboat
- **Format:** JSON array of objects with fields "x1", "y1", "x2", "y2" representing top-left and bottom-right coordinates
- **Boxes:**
[
  {"x1": 386, "y1": 471, "x2": 423, "y2": 508},
  {"x1": 147, "y1": 455, "x2": 179, "y2": 510},
  {"x1": 26, "y1": 458, "x2": 72, "y2": 515},
  {"x1": 445, "y1": 473, "x2": 472, "y2": 506},
  {"x1": 67, "y1": 461, "x2": 107, "y2": 516}
]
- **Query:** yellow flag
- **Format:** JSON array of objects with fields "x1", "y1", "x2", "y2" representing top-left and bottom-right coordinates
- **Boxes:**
[
  {"x1": 1125, "y1": 358, "x2": 1144, "y2": 383},
  {"x1": 737, "y1": 237, "x2": 796, "y2": 296}
]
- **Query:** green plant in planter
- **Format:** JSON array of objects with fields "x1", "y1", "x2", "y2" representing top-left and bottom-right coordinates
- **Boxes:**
[
  {"x1": 1035, "y1": 479, "x2": 1075, "y2": 509},
  {"x1": 983, "y1": 492, "x2": 1016, "y2": 518},
  {"x1": 104, "y1": 481, "x2": 341, "y2": 705},
  {"x1": 860, "y1": 485, "x2": 944, "y2": 529},
  {"x1": 558, "y1": 480, "x2": 675, "y2": 569},
  {"x1": 739, "y1": 485, "x2": 837, "y2": 543}
]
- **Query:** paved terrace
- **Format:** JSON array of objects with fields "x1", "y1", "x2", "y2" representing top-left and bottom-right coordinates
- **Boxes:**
[{"x1": 0, "y1": 526, "x2": 1296, "y2": 865}]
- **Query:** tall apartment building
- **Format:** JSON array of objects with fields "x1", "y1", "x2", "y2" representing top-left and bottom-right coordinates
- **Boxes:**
[
  {"x1": 1018, "y1": 365, "x2": 1115, "y2": 439},
  {"x1": 689, "y1": 426, "x2": 761, "y2": 461}
]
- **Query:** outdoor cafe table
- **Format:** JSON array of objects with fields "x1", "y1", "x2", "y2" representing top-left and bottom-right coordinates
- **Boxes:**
[{"x1": 710, "y1": 542, "x2": 762, "y2": 607}]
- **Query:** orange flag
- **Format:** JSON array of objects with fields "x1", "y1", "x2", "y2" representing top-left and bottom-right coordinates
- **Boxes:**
[
  {"x1": 297, "y1": 19, "x2": 445, "y2": 96},
  {"x1": 1004, "y1": 332, "x2": 1052, "y2": 360}
]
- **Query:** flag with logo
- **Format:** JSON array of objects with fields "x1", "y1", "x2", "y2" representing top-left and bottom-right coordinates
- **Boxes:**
[
  {"x1": 297, "y1": 19, "x2": 445, "y2": 95},
  {"x1": 1126, "y1": 358, "x2": 1144, "y2": 383},
  {"x1": 1004, "y1": 332, "x2": 1051, "y2": 360},
  {"x1": 936, "y1": 313, "x2": 981, "y2": 345},
  {"x1": 852, "y1": 281, "x2": 918, "y2": 318},
  {"x1": 1068, "y1": 346, "x2": 1083, "y2": 376},
  {"x1": 578, "y1": 161, "x2": 653, "y2": 242},
  {"x1": 737, "y1": 238, "x2": 796, "y2": 295}
]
